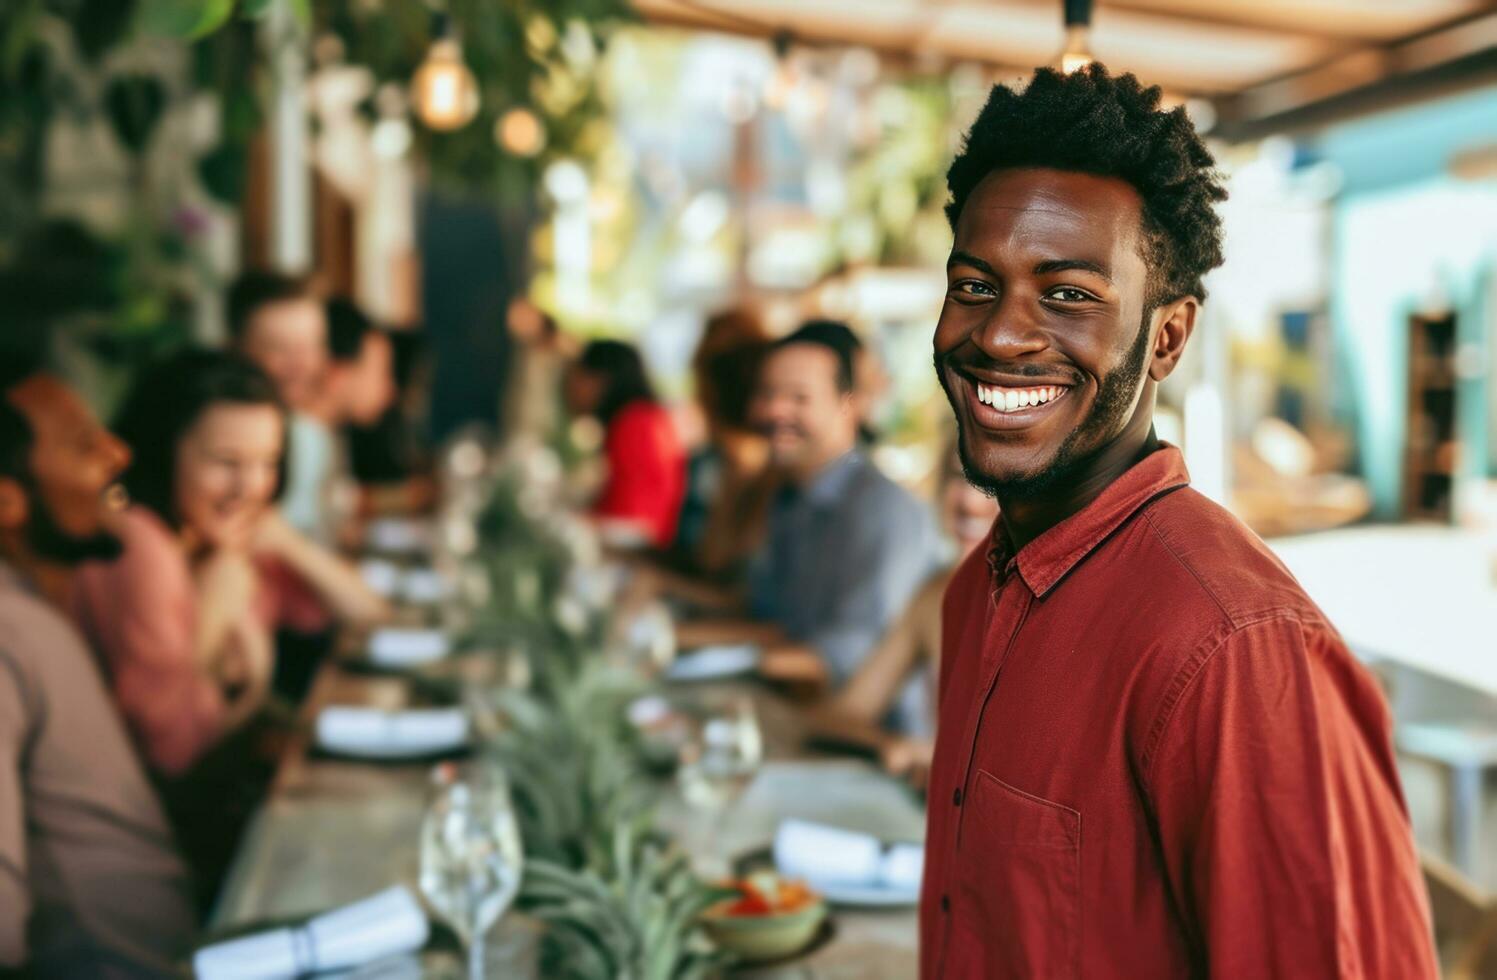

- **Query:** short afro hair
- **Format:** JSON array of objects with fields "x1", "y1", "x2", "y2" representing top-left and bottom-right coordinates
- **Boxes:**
[{"x1": 946, "y1": 64, "x2": 1227, "y2": 306}]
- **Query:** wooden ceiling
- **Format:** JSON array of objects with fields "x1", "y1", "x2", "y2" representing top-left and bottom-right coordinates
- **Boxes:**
[{"x1": 633, "y1": 0, "x2": 1497, "y2": 137}]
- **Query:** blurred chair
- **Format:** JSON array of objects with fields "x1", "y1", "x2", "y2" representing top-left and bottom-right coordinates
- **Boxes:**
[
  {"x1": 1424, "y1": 852, "x2": 1497, "y2": 979},
  {"x1": 1400, "y1": 722, "x2": 1497, "y2": 880}
]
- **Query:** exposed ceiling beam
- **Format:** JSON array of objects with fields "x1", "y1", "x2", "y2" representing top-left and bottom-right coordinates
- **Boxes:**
[{"x1": 1213, "y1": 9, "x2": 1497, "y2": 140}]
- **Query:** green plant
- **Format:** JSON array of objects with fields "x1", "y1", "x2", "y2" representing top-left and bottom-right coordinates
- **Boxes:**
[
  {"x1": 481, "y1": 661, "x2": 654, "y2": 869},
  {"x1": 521, "y1": 822, "x2": 732, "y2": 979}
]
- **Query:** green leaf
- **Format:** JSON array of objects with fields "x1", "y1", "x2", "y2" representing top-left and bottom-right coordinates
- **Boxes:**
[
  {"x1": 240, "y1": 0, "x2": 274, "y2": 17},
  {"x1": 103, "y1": 73, "x2": 166, "y2": 155},
  {"x1": 136, "y1": 0, "x2": 235, "y2": 39}
]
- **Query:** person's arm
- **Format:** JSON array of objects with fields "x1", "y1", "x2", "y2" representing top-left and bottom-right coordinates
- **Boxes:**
[
  {"x1": 1146, "y1": 617, "x2": 1438, "y2": 978},
  {"x1": 0, "y1": 653, "x2": 32, "y2": 967},
  {"x1": 253, "y1": 510, "x2": 390, "y2": 626},
  {"x1": 674, "y1": 617, "x2": 786, "y2": 650},
  {"x1": 807, "y1": 576, "x2": 943, "y2": 780},
  {"x1": 76, "y1": 534, "x2": 228, "y2": 776}
]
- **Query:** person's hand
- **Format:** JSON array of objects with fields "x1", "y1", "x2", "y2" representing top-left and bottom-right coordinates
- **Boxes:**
[
  {"x1": 880, "y1": 735, "x2": 935, "y2": 791},
  {"x1": 196, "y1": 550, "x2": 257, "y2": 632},
  {"x1": 759, "y1": 644, "x2": 829, "y2": 701},
  {"x1": 250, "y1": 508, "x2": 298, "y2": 558},
  {"x1": 217, "y1": 618, "x2": 275, "y2": 727},
  {"x1": 619, "y1": 562, "x2": 664, "y2": 613}
]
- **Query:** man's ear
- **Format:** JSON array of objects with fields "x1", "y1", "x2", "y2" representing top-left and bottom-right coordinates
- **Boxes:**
[
  {"x1": 0, "y1": 478, "x2": 29, "y2": 532},
  {"x1": 1149, "y1": 297, "x2": 1199, "y2": 383}
]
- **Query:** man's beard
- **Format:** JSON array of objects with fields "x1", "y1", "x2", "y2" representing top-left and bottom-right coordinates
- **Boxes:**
[
  {"x1": 23, "y1": 487, "x2": 123, "y2": 564},
  {"x1": 941, "y1": 312, "x2": 1153, "y2": 502}
]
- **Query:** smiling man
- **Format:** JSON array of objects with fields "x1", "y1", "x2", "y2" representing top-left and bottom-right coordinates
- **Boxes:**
[{"x1": 920, "y1": 66, "x2": 1436, "y2": 978}]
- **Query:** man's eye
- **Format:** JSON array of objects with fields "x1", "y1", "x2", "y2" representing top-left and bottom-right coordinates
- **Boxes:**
[
  {"x1": 1046, "y1": 287, "x2": 1094, "y2": 303},
  {"x1": 951, "y1": 280, "x2": 995, "y2": 299}
]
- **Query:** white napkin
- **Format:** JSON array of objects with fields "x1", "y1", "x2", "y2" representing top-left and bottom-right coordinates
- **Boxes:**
[
  {"x1": 773, "y1": 819, "x2": 923, "y2": 892},
  {"x1": 359, "y1": 560, "x2": 402, "y2": 599},
  {"x1": 664, "y1": 644, "x2": 760, "y2": 682},
  {"x1": 315, "y1": 707, "x2": 468, "y2": 759},
  {"x1": 366, "y1": 628, "x2": 451, "y2": 669},
  {"x1": 399, "y1": 569, "x2": 451, "y2": 605},
  {"x1": 193, "y1": 886, "x2": 429, "y2": 980},
  {"x1": 364, "y1": 518, "x2": 431, "y2": 554}
]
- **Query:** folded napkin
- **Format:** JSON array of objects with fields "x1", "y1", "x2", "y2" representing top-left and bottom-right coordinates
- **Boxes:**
[
  {"x1": 359, "y1": 560, "x2": 403, "y2": 599},
  {"x1": 664, "y1": 644, "x2": 760, "y2": 682},
  {"x1": 773, "y1": 819, "x2": 923, "y2": 892},
  {"x1": 315, "y1": 707, "x2": 468, "y2": 759},
  {"x1": 364, "y1": 518, "x2": 431, "y2": 554},
  {"x1": 193, "y1": 886, "x2": 429, "y2": 980},
  {"x1": 366, "y1": 628, "x2": 451, "y2": 669},
  {"x1": 399, "y1": 568, "x2": 451, "y2": 605}
]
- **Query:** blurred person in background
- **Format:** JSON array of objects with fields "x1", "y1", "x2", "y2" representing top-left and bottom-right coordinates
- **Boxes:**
[
  {"x1": 70, "y1": 350, "x2": 386, "y2": 900},
  {"x1": 317, "y1": 298, "x2": 432, "y2": 529},
  {"x1": 0, "y1": 358, "x2": 195, "y2": 977},
  {"x1": 564, "y1": 339, "x2": 686, "y2": 550},
  {"x1": 673, "y1": 321, "x2": 940, "y2": 689},
  {"x1": 73, "y1": 349, "x2": 389, "y2": 774},
  {"x1": 501, "y1": 297, "x2": 572, "y2": 448},
  {"x1": 671, "y1": 307, "x2": 778, "y2": 580},
  {"x1": 227, "y1": 271, "x2": 335, "y2": 540},
  {"x1": 920, "y1": 65, "x2": 1434, "y2": 978},
  {"x1": 808, "y1": 442, "x2": 998, "y2": 787}
]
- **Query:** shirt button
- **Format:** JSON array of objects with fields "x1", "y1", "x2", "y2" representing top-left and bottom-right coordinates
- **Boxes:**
[
  {"x1": 952, "y1": 787, "x2": 963, "y2": 807},
  {"x1": 940, "y1": 894, "x2": 951, "y2": 913}
]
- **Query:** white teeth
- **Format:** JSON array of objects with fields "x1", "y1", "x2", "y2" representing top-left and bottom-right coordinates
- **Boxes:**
[{"x1": 975, "y1": 382, "x2": 1069, "y2": 414}]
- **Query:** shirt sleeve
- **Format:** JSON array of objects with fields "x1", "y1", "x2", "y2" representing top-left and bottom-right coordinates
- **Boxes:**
[
  {"x1": 0, "y1": 652, "x2": 32, "y2": 967},
  {"x1": 73, "y1": 525, "x2": 225, "y2": 776},
  {"x1": 801, "y1": 493, "x2": 935, "y2": 685},
  {"x1": 1144, "y1": 616, "x2": 1437, "y2": 979}
]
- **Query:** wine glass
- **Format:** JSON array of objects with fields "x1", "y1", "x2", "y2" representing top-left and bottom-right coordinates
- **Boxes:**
[
  {"x1": 419, "y1": 766, "x2": 524, "y2": 980},
  {"x1": 677, "y1": 696, "x2": 763, "y2": 877}
]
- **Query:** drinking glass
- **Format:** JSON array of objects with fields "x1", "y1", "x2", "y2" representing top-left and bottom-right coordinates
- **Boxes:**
[
  {"x1": 677, "y1": 696, "x2": 764, "y2": 877},
  {"x1": 419, "y1": 767, "x2": 524, "y2": 980}
]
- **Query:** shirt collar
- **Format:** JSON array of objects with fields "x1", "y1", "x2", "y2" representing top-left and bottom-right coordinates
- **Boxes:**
[
  {"x1": 986, "y1": 444, "x2": 1191, "y2": 598},
  {"x1": 800, "y1": 451, "x2": 864, "y2": 508}
]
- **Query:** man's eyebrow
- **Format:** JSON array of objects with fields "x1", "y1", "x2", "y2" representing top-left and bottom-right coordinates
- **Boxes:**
[
  {"x1": 947, "y1": 250, "x2": 997, "y2": 277},
  {"x1": 1033, "y1": 258, "x2": 1113, "y2": 283}
]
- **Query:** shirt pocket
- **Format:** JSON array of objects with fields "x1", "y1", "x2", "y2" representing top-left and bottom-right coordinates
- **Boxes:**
[{"x1": 955, "y1": 769, "x2": 1081, "y2": 979}]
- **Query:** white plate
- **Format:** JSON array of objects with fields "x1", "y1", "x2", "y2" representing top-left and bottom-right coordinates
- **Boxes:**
[
  {"x1": 665, "y1": 644, "x2": 761, "y2": 682},
  {"x1": 315, "y1": 707, "x2": 468, "y2": 759}
]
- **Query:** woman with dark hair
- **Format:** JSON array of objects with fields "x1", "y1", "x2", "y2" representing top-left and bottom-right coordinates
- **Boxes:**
[
  {"x1": 564, "y1": 339, "x2": 685, "y2": 549},
  {"x1": 677, "y1": 307, "x2": 776, "y2": 577},
  {"x1": 71, "y1": 349, "x2": 385, "y2": 778}
]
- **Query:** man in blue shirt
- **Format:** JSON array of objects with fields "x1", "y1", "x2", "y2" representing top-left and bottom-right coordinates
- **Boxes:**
[{"x1": 675, "y1": 322, "x2": 938, "y2": 687}]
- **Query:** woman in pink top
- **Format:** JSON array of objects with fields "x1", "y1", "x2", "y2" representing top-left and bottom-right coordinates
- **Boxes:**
[{"x1": 72, "y1": 350, "x2": 386, "y2": 777}]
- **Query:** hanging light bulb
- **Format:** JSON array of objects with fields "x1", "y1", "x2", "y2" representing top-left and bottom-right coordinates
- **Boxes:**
[
  {"x1": 1057, "y1": 0, "x2": 1094, "y2": 74},
  {"x1": 411, "y1": 14, "x2": 479, "y2": 131},
  {"x1": 494, "y1": 106, "x2": 546, "y2": 157}
]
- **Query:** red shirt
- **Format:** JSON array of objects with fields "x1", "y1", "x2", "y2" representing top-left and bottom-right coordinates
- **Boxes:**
[
  {"x1": 594, "y1": 400, "x2": 686, "y2": 549},
  {"x1": 920, "y1": 446, "x2": 1436, "y2": 979}
]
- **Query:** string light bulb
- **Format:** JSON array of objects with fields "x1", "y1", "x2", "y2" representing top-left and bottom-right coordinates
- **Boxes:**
[
  {"x1": 1057, "y1": 0, "x2": 1094, "y2": 74},
  {"x1": 411, "y1": 15, "x2": 479, "y2": 131},
  {"x1": 495, "y1": 106, "x2": 546, "y2": 156}
]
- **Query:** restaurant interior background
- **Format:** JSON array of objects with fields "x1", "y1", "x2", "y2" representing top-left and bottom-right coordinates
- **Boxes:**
[{"x1": 3, "y1": 0, "x2": 1497, "y2": 975}]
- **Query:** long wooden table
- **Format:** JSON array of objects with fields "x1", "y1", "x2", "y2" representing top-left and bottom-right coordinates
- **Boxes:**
[{"x1": 211, "y1": 659, "x2": 923, "y2": 978}]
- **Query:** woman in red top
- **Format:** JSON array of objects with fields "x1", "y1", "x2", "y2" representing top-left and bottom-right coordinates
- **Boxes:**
[{"x1": 564, "y1": 340, "x2": 685, "y2": 549}]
